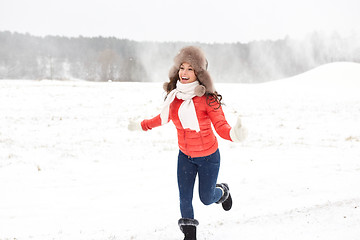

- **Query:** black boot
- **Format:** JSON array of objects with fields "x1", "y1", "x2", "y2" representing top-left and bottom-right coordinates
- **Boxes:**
[
  {"x1": 178, "y1": 218, "x2": 199, "y2": 240},
  {"x1": 216, "y1": 183, "x2": 232, "y2": 211}
]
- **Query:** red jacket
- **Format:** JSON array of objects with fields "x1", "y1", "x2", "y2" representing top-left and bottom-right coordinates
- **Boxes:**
[{"x1": 141, "y1": 95, "x2": 233, "y2": 157}]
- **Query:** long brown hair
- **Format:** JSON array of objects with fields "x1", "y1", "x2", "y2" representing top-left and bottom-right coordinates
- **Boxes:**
[
  {"x1": 205, "y1": 91, "x2": 223, "y2": 109},
  {"x1": 164, "y1": 77, "x2": 177, "y2": 95}
]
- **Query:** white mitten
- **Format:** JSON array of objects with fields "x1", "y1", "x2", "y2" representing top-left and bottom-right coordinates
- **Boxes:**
[
  {"x1": 128, "y1": 119, "x2": 143, "y2": 131},
  {"x1": 230, "y1": 117, "x2": 248, "y2": 142}
]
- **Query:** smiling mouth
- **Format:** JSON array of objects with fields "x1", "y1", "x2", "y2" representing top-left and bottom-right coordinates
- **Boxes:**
[{"x1": 181, "y1": 77, "x2": 189, "y2": 80}]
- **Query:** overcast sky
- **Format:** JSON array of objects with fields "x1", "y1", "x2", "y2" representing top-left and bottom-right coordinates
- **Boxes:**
[{"x1": 0, "y1": 0, "x2": 359, "y2": 43}]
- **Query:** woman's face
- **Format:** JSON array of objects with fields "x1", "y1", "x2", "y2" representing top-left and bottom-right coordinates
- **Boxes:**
[{"x1": 179, "y1": 62, "x2": 197, "y2": 84}]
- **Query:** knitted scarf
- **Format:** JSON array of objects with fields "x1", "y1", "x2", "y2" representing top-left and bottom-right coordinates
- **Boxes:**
[{"x1": 160, "y1": 80, "x2": 200, "y2": 132}]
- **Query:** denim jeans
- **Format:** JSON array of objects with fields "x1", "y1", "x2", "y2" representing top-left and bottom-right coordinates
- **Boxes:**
[{"x1": 177, "y1": 149, "x2": 222, "y2": 219}]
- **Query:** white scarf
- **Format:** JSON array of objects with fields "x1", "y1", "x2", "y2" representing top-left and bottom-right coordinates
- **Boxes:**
[{"x1": 160, "y1": 80, "x2": 200, "y2": 132}]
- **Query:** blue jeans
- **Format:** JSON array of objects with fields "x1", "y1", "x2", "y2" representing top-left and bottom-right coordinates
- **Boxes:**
[{"x1": 177, "y1": 149, "x2": 222, "y2": 219}]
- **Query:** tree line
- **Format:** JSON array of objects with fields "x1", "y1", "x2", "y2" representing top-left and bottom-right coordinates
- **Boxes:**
[{"x1": 0, "y1": 31, "x2": 359, "y2": 83}]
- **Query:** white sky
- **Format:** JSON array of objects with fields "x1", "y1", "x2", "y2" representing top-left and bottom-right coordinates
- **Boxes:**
[{"x1": 0, "y1": 0, "x2": 359, "y2": 43}]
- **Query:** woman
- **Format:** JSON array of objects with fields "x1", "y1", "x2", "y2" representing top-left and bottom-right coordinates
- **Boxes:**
[{"x1": 128, "y1": 46, "x2": 247, "y2": 240}]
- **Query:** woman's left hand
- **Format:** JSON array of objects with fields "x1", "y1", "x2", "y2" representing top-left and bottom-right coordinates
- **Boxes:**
[{"x1": 230, "y1": 117, "x2": 248, "y2": 142}]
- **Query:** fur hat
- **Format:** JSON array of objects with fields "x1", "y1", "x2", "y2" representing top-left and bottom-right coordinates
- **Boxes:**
[{"x1": 164, "y1": 46, "x2": 215, "y2": 96}]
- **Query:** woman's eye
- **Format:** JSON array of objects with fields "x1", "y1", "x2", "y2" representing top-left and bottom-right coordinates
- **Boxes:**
[{"x1": 188, "y1": 68, "x2": 193, "y2": 71}]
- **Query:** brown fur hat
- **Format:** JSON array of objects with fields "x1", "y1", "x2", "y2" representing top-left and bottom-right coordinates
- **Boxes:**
[{"x1": 164, "y1": 46, "x2": 215, "y2": 96}]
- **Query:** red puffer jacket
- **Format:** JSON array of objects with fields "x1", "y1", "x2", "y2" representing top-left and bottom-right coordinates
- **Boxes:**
[{"x1": 141, "y1": 95, "x2": 233, "y2": 157}]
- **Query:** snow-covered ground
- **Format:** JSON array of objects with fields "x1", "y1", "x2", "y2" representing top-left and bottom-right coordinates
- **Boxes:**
[{"x1": 1, "y1": 62, "x2": 360, "y2": 240}]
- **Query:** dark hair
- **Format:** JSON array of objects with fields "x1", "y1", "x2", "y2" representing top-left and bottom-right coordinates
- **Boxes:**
[
  {"x1": 205, "y1": 91, "x2": 223, "y2": 109},
  {"x1": 164, "y1": 77, "x2": 177, "y2": 94}
]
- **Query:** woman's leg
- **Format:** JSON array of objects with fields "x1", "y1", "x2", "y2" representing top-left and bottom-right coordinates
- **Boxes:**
[
  {"x1": 197, "y1": 149, "x2": 223, "y2": 205},
  {"x1": 177, "y1": 150, "x2": 198, "y2": 219}
]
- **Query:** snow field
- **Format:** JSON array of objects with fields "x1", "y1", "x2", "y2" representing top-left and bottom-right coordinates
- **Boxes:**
[{"x1": 0, "y1": 62, "x2": 360, "y2": 239}]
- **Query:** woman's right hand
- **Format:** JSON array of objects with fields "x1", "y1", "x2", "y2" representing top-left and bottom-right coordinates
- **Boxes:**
[{"x1": 128, "y1": 119, "x2": 143, "y2": 131}]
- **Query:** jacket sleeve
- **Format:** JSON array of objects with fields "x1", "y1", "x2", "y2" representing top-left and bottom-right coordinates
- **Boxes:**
[
  {"x1": 141, "y1": 114, "x2": 162, "y2": 131},
  {"x1": 207, "y1": 103, "x2": 233, "y2": 141}
]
